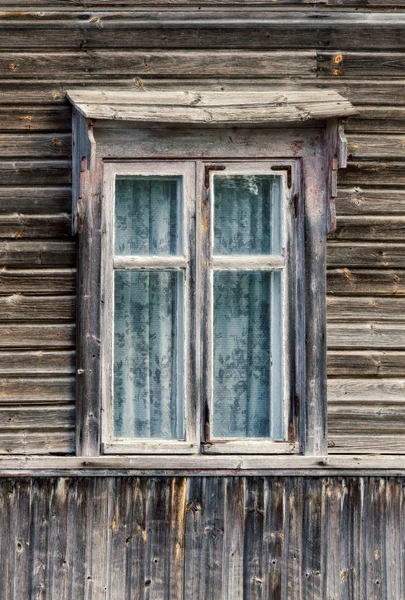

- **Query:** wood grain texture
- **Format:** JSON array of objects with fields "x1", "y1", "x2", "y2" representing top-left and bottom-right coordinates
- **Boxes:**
[{"x1": 327, "y1": 243, "x2": 405, "y2": 269}]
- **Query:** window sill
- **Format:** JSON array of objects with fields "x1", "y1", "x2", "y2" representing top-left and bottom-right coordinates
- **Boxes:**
[{"x1": 0, "y1": 455, "x2": 404, "y2": 476}]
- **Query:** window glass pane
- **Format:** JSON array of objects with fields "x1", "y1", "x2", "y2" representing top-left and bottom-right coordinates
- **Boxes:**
[
  {"x1": 115, "y1": 176, "x2": 182, "y2": 256},
  {"x1": 113, "y1": 270, "x2": 184, "y2": 440},
  {"x1": 213, "y1": 270, "x2": 283, "y2": 439},
  {"x1": 213, "y1": 175, "x2": 282, "y2": 255}
]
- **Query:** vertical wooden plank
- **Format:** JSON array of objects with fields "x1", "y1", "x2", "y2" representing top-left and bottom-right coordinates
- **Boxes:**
[
  {"x1": 365, "y1": 478, "x2": 386, "y2": 600},
  {"x1": 144, "y1": 478, "x2": 171, "y2": 600},
  {"x1": 128, "y1": 477, "x2": 148, "y2": 600},
  {"x1": 30, "y1": 478, "x2": 52, "y2": 600},
  {"x1": 167, "y1": 478, "x2": 187, "y2": 600},
  {"x1": 346, "y1": 477, "x2": 365, "y2": 600},
  {"x1": 49, "y1": 479, "x2": 70, "y2": 600},
  {"x1": 223, "y1": 477, "x2": 245, "y2": 599},
  {"x1": 184, "y1": 477, "x2": 204, "y2": 600},
  {"x1": 268, "y1": 477, "x2": 286, "y2": 600},
  {"x1": 11, "y1": 479, "x2": 32, "y2": 600},
  {"x1": 75, "y1": 149, "x2": 103, "y2": 456},
  {"x1": 108, "y1": 478, "x2": 131, "y2": 600},
  {"x1": 243, "y1": 477, "x2": 265, "y2": 600},
  {"x1": 302, "y1": 478, "x2": 324, "y2": 600},
  {"x1": 385, "y1": 478, "x2": 402, "y2": 600},
  {"x1": 68, "y1": 478, "x2": 87, "y2": 599},
  {"x1": 324, "y1": 477, "x2": 349, "y2": 600},
  {"x1": 285, "y1": 477, "x2": 304, "y2": 600},
  {"x1": 0, "y1": 479, "x2": 13, "y2": 600},
  {"x1": 302, "y1": 152, "x2": 328, "y2": 456},
  {"x1": 87, "y1": 477, "x2": 109, "y2": 599},
  {"x1": 200, "y1": 477, "x2": 225, "y2": 600}
]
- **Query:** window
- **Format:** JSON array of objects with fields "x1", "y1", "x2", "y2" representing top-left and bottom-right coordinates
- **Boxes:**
[
  {"x1": 101, "y1": 161, "x2": 298, "y2": 454},
  {"x1": 68, "y1": 89, "x2": 356, "y2": 462}
]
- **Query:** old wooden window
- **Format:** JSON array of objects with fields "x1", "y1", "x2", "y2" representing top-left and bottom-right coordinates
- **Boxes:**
[{"x1": 68, "y1": 89, "x2": 356, "y2": 463}]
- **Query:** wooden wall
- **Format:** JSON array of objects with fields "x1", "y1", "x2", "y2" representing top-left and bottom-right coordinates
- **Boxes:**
[
  {"x1": 0, "y1": 4, "x2": 404, "y2": 454},
  {"x1": 0, "y1": 475, "x2": 402, "y2": 599}
]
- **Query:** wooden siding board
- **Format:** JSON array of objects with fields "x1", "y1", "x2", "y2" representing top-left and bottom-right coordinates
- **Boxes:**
[{"x1": 0, "y1": 477, "x2": 403, "y2": 598}]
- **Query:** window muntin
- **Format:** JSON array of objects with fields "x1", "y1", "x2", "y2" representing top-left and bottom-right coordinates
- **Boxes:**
[{"x1": 102, "y1": 160, "x2": 296, "y2": 455}]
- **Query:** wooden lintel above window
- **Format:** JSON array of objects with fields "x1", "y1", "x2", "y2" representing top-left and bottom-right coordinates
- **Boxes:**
[{"x1": 66, "y1": 89, "x2": 357, "y2": 125}]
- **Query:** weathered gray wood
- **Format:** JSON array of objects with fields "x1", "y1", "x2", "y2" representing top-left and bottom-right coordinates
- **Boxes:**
[
  {"x1": 327, "y1": 351, "x2": 405, "y2": 377},
  {"x1": 0, "y1": 188, "x2": 70, "y2": 216},
  {"x1": 327, "y1": 323, "x2": 405, "y2": 350},
  {"x1": 0, "y1": 106, "x2": 71, "y2": 131},
  {"x1": 328, "y1": 378, "x2": 405, "y2": 403},
  {"x1": 318, "y1": 51, "x2": 405, "y2": 77},
  {"x1": 0, "y1": 161, "x2": 71, "y2": 186},
  {"x1": 327, "y1": 243, "x2": 405, "y2": 269},
  {"x1": 328, "y1": 434, "x2": 405, "y2": 454},
  {"x1": 0, "y1": 324, "x2": 75, "y2": 348},
  {"x1": 327, "y1": 269, "x2": 405, "y2": 296},
  {"x1": 0, "y1": 295, "x2": 75, "y2": 321},
  {"x1": 0, "y1": 51, "x2": 316, "y2": 78},
  {"x1": 339, "y1": 162, "x2": 405, "y2": 187},
  {"x1": 326, "y1": 297, "x2": 405, "y2": 321},
  {"x1": 68, "y1": 89, "x2": 355, "y2": 123},
  {"x1": 0, "y1": 241, "x2": 75, "y2": 267},
  {"x1": 329, "y1": 405, "x2": 405, "y2": 434},
  {"x1": 0, "y1": 377, "x2": 75, "y2": 404},
  {"x1": 0, "y1": 134, "x2": 71, "y2": 158},
  {"x1": 1, "y1": 13, "x2": 405, "y2": 52},
  {"x1": 330, "y1": 217, "x2": 405, "y2": 242},
  {"x1": 335, "y1": 189, "x2": 405, "y2": 216},
  {"x1": 347, "y1": 135, "x2": 405, "y2": 160},
  {"x1": 0, "y1": 214, "x2": 71, "y2": 239},
  {"x1": 345, "y1": 108, "x2": 405, "y2": 133},
  {"x1": 0, "y1": 269, "x2": 75, "y2": 294}
]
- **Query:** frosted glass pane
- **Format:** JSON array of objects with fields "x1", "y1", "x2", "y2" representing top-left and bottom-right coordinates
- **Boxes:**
[
  {"x1": 115, "y1": 176, "x2": 182, "y2": 256},
  {"x1": 213, "y1": 175, "x2": 282, "y2": 255},
  {"x1": 213, "y1": 271, "x2": 282, "y2": 439},
  {"x1": 113, "y1": 270, "x2": 184, "y2": 440}
]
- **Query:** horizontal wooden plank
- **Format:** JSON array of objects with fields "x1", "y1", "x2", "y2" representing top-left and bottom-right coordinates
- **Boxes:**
[
  {"x1": 0, "y1": 295, "x2": 75, "y2": 321},
  {"x1": 0, "y1": 214, "x2": 71, "y2": 239},
  {"x1": 327, "y1": 243, "x2": 405, "y2": 268},
  {"x1": 339, "y1": 162, "x2": 405, "y2": 187},
  {"x1": 329, "y1": 404, "x2": 405, "y2": 433},
  {"x1": 335, "y1": 189, "x2": 405, "y2": 215},
  {"x1": 0, "y1": 430, "x2": 74, "y2": 454},
  {"x1": 0, "y1": 161, "x2": 71, "y2": 186},
  {"x1": 1, "y1": 78, "x2": 405, "y2": 107},
  {"x1": 345, "y1": 107, "x2": 405, "y2": 133},
  {"x1": 318, "y1": 51, "x2": 405, "y2": 77},
  {"x1": 0, "y1": 351, "x2": 75, "y2": 375},
  {"x1": 0, "y1": 406, "x2": 74, "y2": 430},
  {"x1": 0, "y1": 133, "x2": 71, "y2": 158},
  {"x1": 327, "y1": 296, "x2": 405, "y2": 321},
  {"x1": 0, "y1": 324, "x2": 75, "y2": 348},
  {"x1": 328, "y1": 434, "x2": 405, "y2": 454},
  {"x1": 330, "y1": 216, "x2": 405, "y2": 241},
  {"x1": 0, "y1": 51, "x2": 316, "y2": 78},
  {"x1": 347, "y1": 134, "x2": 405, "y2": 160},
  {"x1": 0, "y1": 269, "x2": 75, "y2": 294},
  {"x1": 327, "y1": 323, "x2": 405, "y2": 349},
  {"x1": 0, "y1": 106, "x2": 71, "y2": 131},
  {"x1": 327, "y1": 350, "x2": 405, "y2": 376},
  {"x1": 0, "y1": 377, "x2": 75, "y2": 404},
  {"x1": 0, "y1": 240, "x2": 75, "y2": 267},
  {"x1": 0, "y1": 187, "x2": 70, "y2": 215},
  {"x1": 328, "y1": 378, "x2": 405, "y2": 402},
  {"x1": 0, "y1": 15, "x2": 404, "y2": 51},
  {"x1": 327, "y1": 268, "x2": 405, "y2": 295}
]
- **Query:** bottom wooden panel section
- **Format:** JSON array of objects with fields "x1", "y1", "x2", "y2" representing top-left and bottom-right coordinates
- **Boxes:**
[{"x1": 0, "y1": 476, "x2": 403, "y2": 600}]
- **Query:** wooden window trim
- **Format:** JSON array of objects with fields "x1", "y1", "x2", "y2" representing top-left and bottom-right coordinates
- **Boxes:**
[{"x1": 68, "y1": 89, "x2": 355, "y2": 465}]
